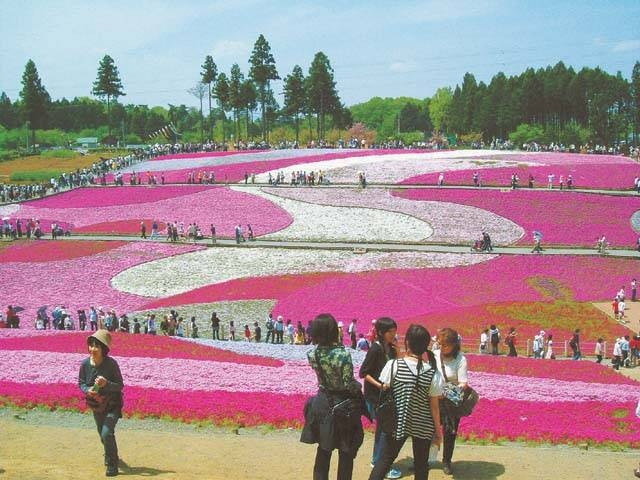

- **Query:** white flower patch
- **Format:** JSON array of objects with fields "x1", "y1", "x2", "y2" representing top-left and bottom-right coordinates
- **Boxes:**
[
  {"x1": 181, "y1": 337, "x2": 368, "y2": 365},
  {"x1": 254, "y1": 150, "x2": 539, "y2": 184},
  {"x1": 111, "y1": 247, "x2": 496, "y2": 297},
  {"x1": 0, "y1": 204, "x2": 20, "y2": 216},
  {"x1": 261, "y1": 187, "x2": 524, "y2": 245},
  {"x1": 233, "y1": 185, "x2": 432, "y2": 243}
]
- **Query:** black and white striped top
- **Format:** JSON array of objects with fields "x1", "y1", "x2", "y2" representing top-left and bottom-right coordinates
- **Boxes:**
[{"x1": 379, "y1": 357, "x2": 443, "y2": 440}]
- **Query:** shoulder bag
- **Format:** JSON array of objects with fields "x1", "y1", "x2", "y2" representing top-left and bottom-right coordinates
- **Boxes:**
[
  {"x1": 375, "y1": 360, "x2": 398, "y2": 434},
  {"x1": 440, "y1": 354, "x2": 479, "y2": 418}
]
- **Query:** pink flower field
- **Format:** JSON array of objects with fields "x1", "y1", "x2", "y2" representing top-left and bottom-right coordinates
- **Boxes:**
[
  {"x1": 22, "y1": 186, "x2": 211, "y2": 208},
  {"x1": 401, "y1": 163, "x2": 640, "y2": 190},
  {"x1": 8, "y1": 186, "x2": 292, "y2": 237},
  {"x1": 0, "y1": 332, "x2": 281, "y2": 366},
  {"x1": 395, "y1": 188, "x2": 640, "y2": 247},
  {"x1": 0, "y1": 241, "x2": 203, "y2": 323},
  {"x1": 143, "y1": 254, "x2": 633, "y2": 342},
  {"x1": 142, "y1": 149, "x2": 421, "y2": 183},
  {"x1": 0, "y1": 330, "x2": 638, "y2": 446}
]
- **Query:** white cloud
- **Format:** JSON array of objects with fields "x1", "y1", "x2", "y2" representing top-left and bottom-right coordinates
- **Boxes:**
[
  {"x1": 389, "y1": 61, "x2": 419, "y2": 73},
  {"x1": 612, "y1": 40, "x2": 640, "y2": 53},
  {"x1": 211, "y1": 40, "x2": 253, "y2": 59}
]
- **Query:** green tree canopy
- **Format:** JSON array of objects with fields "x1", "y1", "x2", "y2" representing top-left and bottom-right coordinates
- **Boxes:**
[
  {"x1": 249, "y1": 34, "x2": 279, "y2": 140},
  {"x1": 20, "y1": 59, "x2": 51, "y2": 144},
  {"x1": 92, "y1": 55, "x2": 125, "y2": 135},
  {"x1": 283, "y1": 65, "x2": 306, "y2": 144},
  {"x1": 306, "y1": 51, "x2": 341, "y2": 140}
]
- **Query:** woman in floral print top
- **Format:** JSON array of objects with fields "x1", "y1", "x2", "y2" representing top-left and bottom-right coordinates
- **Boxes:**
[{"x1": 301, "y1": 313, "x2": 365, "y2": 480}]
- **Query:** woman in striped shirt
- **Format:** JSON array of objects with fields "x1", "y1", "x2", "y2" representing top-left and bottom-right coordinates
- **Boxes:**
[{"x1": 370, "y1": 324, "x2": 443, "y2": 480}]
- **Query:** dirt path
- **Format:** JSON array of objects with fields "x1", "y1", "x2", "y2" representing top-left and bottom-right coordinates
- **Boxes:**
[
  {"x1": 593, "y1": 300, "x2": 640, "y2": 335},
  {"x1": 0, "y1": 409, "x2": 637, "y2": 480}
]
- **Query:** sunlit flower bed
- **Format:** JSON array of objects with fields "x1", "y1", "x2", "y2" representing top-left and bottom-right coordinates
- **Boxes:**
[
  {"x1": 112, "y1": 247, "x2": 492, "y2": 297},
  {"x1": 395, "y1": 188, "x2": 640, "y2": 247},
  {"x1": 0, "y1": 331, "x2": 281, "y2": 366},
  {"x1": 8, "y1": 186, "x2": 292, "y2": 237},
  {"x1": 260, "y1": 186, "x2": 524, "y2": 245},
  {"x1": 0, "y1": 331, "x2": 638, "y2": 446},
  {"x1": 253, "y1": 150, "x2": 531, "y2": 184},
  {"x1": 401, "y1": 163, "x2": 640, "y2": 190},
  {"x1": 235, "y1": 187, "x2": 433, "y2": 243},
  {"x1": 136, "y1": 254, "x2": 632, "y2": 342},
  {"x1": 123, "y1": 149, "x2": 402, "y2": 183},
  {"x1": 0, "y1": 241, "x2": 203, "y2": 323}
]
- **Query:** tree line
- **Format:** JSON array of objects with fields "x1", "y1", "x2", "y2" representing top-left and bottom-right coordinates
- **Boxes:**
[
  {"x1": 352, "y1": 61, "x2": 640, "y2": 148},
  {"x1": 1, "y1": 36, "x2": 638, "y2": 149},
  {"x1": 0, "y1": 34, "x2": 351, "y2": 149}
]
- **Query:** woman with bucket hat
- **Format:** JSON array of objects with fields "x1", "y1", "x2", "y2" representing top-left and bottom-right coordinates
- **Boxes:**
[{"x1": 78, "y1": 330, "x2": 124, "y2": 477}]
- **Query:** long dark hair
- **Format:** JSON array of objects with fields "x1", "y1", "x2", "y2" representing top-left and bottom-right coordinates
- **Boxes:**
[
  {"x1": 376, "y1": 316, "x2": 398, "y2": 359},
  {"x1": 310, "y1": 313, "x2": 339, "y2": 346},
  {"x1": 404, "y1": 324, "x2": 436, "y2": 372},
  {"x1": 438, "y1": 327, "x2": 461, "y2": 359}
]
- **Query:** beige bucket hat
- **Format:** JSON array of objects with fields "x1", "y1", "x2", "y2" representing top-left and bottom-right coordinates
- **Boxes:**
[{"x1": 88, "y1": 329, "x2": 112, "y2": 350}]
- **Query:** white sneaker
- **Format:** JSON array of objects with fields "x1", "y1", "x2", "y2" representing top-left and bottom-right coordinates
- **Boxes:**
[{"x1": 385, "y1": 468, "x2": 402, "y2": 479}]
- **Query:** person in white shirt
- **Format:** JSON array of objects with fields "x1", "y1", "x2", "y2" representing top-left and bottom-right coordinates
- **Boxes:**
[
  {"x1": 619, "y1": 300, "x2": 626, "y2": 320},
  {"x1": 433, "y1": 328, "x2": 469, "y2": 476},
  {"x1": 544, "y1": 334, "x2": 554, "y2": 359},
  {"x1": 479, "y1": 329, "x2": 488, "y2": 354},
  {"x1": 613, "y1": 339, "x2": 623, "y2": 370}
]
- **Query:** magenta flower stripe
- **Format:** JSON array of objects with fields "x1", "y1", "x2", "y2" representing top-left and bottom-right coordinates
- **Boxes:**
[
  {"x1": 11, "y1": 186, "x2": 292, "y2": 237},
  {"x1": 395, "y1": 188, "x2": 640, "y2": 247}
]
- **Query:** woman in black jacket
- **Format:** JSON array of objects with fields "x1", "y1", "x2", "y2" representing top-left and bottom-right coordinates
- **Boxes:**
[
  {"x1": 78, "y1": 330, "x2": 124, "y2": 477},
  {"x1": 359, "y1": 317, "x2": 401, "y2": 479},
  {"x1": 301, "y1": 313, "x2": 365, "y2": 480}
]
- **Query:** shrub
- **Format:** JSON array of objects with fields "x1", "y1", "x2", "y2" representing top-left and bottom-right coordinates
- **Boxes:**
[{"x1": 10, "y1": 170, "x2": 62, "y2": 182}]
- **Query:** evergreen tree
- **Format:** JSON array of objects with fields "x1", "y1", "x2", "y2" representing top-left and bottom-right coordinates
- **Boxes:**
[
  {"x1": 249, "y1": 34, "x2": 279, "y2": 141},
  {"x1": 283, "y1": 65, "x2": 306, "y2": 144},
  {"x1": 0, "y1": 92, "x2": 19, "y2": 129},
  {"x1": 229, "y1": 64, "x2": 244, "y2": 141},
  {"x1": 631, "y1": 61, "x2": 640, "y2": 146},
  {"x1": 19, "y1": 59, "x2": 51, "y2": 146},
  {"x1": 214, "y1": 73, "x2": 230, "y2": 142},
  {"x1": 240, "y1": 80, "x2": 257, "y2": 140},
  {"x1": 306, "y1": 52, "x2": 340, "y2": 140},
  {"x1": 92, "y1": 55, "x2": 125, "y2": 136},
  {"x1": 201, "y1": 55, "x2": 218, "y2": 139}
]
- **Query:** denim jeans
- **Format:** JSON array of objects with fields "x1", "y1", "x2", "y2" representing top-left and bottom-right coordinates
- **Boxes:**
[
  {"x1": 93, "y1": 411, "x2": 119, "y2": 467},
  {"x1": 313, "y1": 447, "x2": 354, "y2": 480},
  {"x1": 365, "y1": 400, "x2": 386, "y2": 466}
]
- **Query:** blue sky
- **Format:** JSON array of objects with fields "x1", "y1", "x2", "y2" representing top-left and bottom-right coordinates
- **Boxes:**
[{"x1": 1, "y1": 0, "x2": 638, "y2": 108}]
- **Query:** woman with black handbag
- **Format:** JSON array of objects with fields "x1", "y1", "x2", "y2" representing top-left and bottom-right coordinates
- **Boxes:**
[
  {"x1": 359, "y1": 317, "x2": 401, "y2": 479},
  {"x1": 301, "y1": 314, "x2": 366, "y2": 480},
  {"x1": 433, "y1": 328, "x2": 469, "y2": 476},
  {"x1": 370, "y1": 324, "x2": 443, "y2": 480}
]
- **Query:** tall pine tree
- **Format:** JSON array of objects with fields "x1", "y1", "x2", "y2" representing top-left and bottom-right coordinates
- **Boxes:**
[
  {"x1": 283, "y1": 65, "x2": 306, "y2": 145},
  {"x1": 201, "y1": 55, "x2": 218, "y2": 139},
  {"x1": 306, "y1": 52, "x2": 340, "y2": 140},
  {"x1": 249, "y1": 34, "x2": 279, "y2": 141},
  {"x1": 92, "y1": 55, "x2": 125, "y2": 137},
  {"x1": 19, "y1": 59, "x2": 50, "y2": 146}
]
